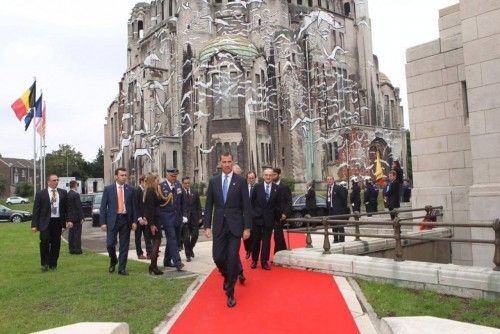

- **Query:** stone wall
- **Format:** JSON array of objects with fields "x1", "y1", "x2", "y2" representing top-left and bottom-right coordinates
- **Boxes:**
[{"x1": 406, "y1": 1, "x2": 500, "y2": 267}]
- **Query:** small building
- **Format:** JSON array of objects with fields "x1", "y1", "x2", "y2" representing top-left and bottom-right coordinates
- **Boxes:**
[
  {"x1": 0, "y1": 157, "x2": 38, "y2": 197},
  {"x1": 58, "y1": 177, "x2": 82, "y2": 193},
  {"x1": 85, "y1": 178, "x2": 104, "y2": 194}
]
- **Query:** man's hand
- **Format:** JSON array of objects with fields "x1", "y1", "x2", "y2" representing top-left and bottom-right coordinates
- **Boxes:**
[
  {"x1": 150, "y1": 225, "x2": 158, "y2": 236},
  {"x1": 138, "y1": 217, "x2": 147, "y2": 226},
  {"x1": 31, "y1": 227, "x2": 38, "y2": 233},
  {"x1": 131, "y1": 223, "x2": 137, "y2": 231},
  {"x1": 204, "y1": 228, "x2": 212, "y2": 239},
  {"x1": 182, "y1": 216, "x2": 188, "y2": 224},
  {"x1": 100, "y1": 224, "x2": 107, "y2": 232},
  {"x1": 242, "y1": 228, "x2": 251, "y2": 240},
  {"x1": 66, "y1": 222, "x2": 74, "y2": 229}
]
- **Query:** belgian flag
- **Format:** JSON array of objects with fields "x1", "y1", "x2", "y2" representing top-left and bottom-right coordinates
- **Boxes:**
[{"x1": 11, "y1": 81, "x2": 36, "y2": 121}]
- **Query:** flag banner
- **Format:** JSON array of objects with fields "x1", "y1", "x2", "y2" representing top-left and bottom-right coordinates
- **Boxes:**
[
  {"x1": 25, "y1": 94, "x2": 43, "y2": 131},
  {"x1": 11, "y1": 81, "x2": 36, "y2": 121},
  {"x1": 36, "y1": 101, "x2": 46, "y2": 137}
]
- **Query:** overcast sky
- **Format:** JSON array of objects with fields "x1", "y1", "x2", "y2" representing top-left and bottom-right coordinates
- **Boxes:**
[{"x1": 0, "y1": 0, "x2": 458, "y2": 161}]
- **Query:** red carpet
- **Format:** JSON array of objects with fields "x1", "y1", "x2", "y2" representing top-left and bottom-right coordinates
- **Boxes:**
[{"x1": 168, "y1": 232, "x2": 359, "y2": 334}]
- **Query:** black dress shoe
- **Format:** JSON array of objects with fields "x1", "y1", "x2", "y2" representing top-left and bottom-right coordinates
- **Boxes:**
[
  {"x1": 250, "y1": 261, "x2": 257, "y2": 269},
  {"x1": 109, "y1": 265, "x2": 116, "y2": 273},
  {"x1": 262, "y1": 262, "x2": 271, "y2": 270},
  {"x1": 118, "y1": 270, "x2": 129, "y2": 276},
  {"x1": 176, "y1": 262, "x2": 185, "y2": 272},
  {"x1": 41, "y1": 265, "x2": 49, "y2": 272},
  {"x1": 223, "y1": 278, "x2": 229, "y2": 292},
  {"x1": 245, "y1": 251, "x2": 251, "y2": 259},
  {"x1": 186, "y1": 256, "x2": 192, "y2": 262},
  {"x1": 49, "y1": 266, "x2": 57, "y2": 271},
  {"x1": 238, "y1": 273, "x2": 246, "y2": 285},
  {"x1": 149, "y1": 265, "x2": 164, "y2": 275},
  {"x1": 226, "y1": 294, "x2": 236, "y2": 308}
]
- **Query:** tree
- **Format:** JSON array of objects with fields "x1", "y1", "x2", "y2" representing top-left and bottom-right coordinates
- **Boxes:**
[
  {"x1": 16, "y1": 181, "x2": 33, "y2": 197},
  {"x1": 45, "y1": 144, "x2": 87, "y2": 180}
]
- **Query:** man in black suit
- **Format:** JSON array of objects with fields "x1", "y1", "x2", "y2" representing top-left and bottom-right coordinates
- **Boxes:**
[
  {"x1": 67, "y1": 180, "x2": 84, "y2": 255},
  {"x1": 100, "y1": 168, "x2": 137, "y2": 275},
  {"x1": 250, "y1": 168, "x2": 280, "y2": 270},
  {"x1": 181, "y1": 176, "x2": 201, "y2": 262},
  {"x1": 386, "y1": 170, "x2": 401, "y2": 220},
  {"x1": 134, "y1": 175, "x2": 152, "y2": 260},
  {"x1": 31, "y1": 174, "x2": 68, "y2": 272},
  {"x1": 204, "y1": 152, "x2": 251, "y2": 308},
  {"x1": 272, "y1": 167, "x2": 291, "y2": 253},
  {"x1": 325, "y1": 175, "x2": 348, "y2": 243},
  {"x1": 244, "y1": 171, "x2": 257, "y2": 259}
]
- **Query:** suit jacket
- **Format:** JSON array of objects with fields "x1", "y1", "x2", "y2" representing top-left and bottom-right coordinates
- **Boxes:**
[
  {"x1": 182, "y1": 188, "x2": 202, "y2": 225},
  {"x1": 251, "y1": 182, "x2": 281, "y2": 227},
  {"x1": 326, "y1": 184, "x2": 349, "y2": 215},
  {"x1": 204, "y1": 173, "x2": 251, "y2": 237},
  {"x1": 99, "y1": 183, "x2": 136, "y2": 230},
  {"x1": 350, "y1": 183, "x2": 361, "y2": 211},
  {"x1": 305, "y1": 188, "x2": 317, "y2": 212},
  {"x1": 135, "y1": 186, "x2": 144, "y2": 219},
  {"x1": 32, "y1": 188, "x2": 68, "y2": 231},
  {"x1": 143, "y1": 188, "x2": 161, "y2": 229},
  {"x1": 67, "y1": 189, "x2": 84, "y2": 223},
  {"x1": 386, "y1": 180, "x2": 401, "y2": 210},
  {"x1": 276, "y1": 181, "x2": 292, "y2": 218},
  {"x1": 158, "y1": 180, "x2": 184, "y2": 226}
]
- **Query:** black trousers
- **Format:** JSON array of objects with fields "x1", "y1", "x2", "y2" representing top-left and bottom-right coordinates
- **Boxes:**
[
  {"x1": 181, "y1": 221, "x2": 199, "y2": 258},
  {"x1": 39, "y1": 218, "x2": 63, "y2": 268},
  {"x1": 135, "y1": 223, "x2": 153, "y2": 256},
  {"x1": 68, "y1": 221, "x2": 82, "y2": 253},
  {"x1": 213, "y1": 219, "x2": 241, "y2": 296},
  {"x1": 332, "y1": 218, "x2": 347, "y2": 243},
  {"x1": 252, "y1": 224, "x2": 273, "y2": 264},
  {"x1": 106, "y1": 215, "x2": 131, "y2": 272},
  {"x1": 273, "y1": 224, "x2": 287, "y2": 254}
]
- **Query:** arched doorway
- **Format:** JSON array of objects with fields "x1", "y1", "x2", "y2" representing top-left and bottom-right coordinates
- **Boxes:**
[{"x1": 368, "y1": 137, "x2": 392, "y2": 178}]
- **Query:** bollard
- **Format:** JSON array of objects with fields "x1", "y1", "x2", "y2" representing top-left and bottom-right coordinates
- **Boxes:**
[
  {"x1": 354, "y1": 211, "x2": 361, "y2": 241},
  {"x1": 494, "y1": 218, "x2": 500, "y2": 271},
  {"x1": 322, "y1": 217, "x2": 331, "y2": 254},
  {"x1": 305, "y1": 214, "x2": 313, "y2": 248},
  {"x1": 393, "y1": 215, "x2": 403, "y2": 262}
]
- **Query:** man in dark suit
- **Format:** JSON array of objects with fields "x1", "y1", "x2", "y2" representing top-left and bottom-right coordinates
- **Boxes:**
[
  {"x1": 134, "y1": 175, "x2": 152, "y2": 260},
  {"x1": 272, "y1": 167, "x2": 291, "y2": 253},
  {"x1": 67, "y1": 180, "x2": 84, "y2": 254},
  {"x1": 32, "y1": 174, "x2": 68, "y2": 272},
  {"x1": 386, "y1": 170, "x2": 401, "y2": 220},
  {"x1": 204, "y1": 152, "x2": 251, "y2": 308},
  {"x1": 244, "y1": 171, "x2": 257, "y2": 259},
  {"x1": 305, "y1": 181, "x2": 317, "y2": 217},
  {"x1": 250, "y1": 168, "x2": 280, "y2": 270},
  {"x1": 100, "y1": 168, "x2": 137, "y2": 275},
  {"x1": 325, "y1": 175, "x2": 348, "y2": 243},
  {"x1": 181, "y1": 176, "x2": 201, "y2": 262},
  {"x1": 159, "y1": 168, "x2": 185, "y2": 271}
]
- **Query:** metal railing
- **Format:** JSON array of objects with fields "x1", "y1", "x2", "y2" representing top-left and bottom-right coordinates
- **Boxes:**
[{"x1": 284, "y1": 205, "x2": 500, "y2": 271}]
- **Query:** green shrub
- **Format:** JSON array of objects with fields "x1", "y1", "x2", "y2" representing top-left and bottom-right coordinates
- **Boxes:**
[
  {"x1": 193, "y1": 181, "x2": 206, "y2": 196},
  {"x1": 281, "y1": 176, "x2": 296, "y2": 192},
  {"x1": 15, "y1": 181, "x2": 33, "y2": 197}
]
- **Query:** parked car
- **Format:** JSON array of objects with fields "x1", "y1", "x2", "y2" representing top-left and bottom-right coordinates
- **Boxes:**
[
  {"x1": 6, "y1": 196, "x2": 29, "y2": 204},
  {"x1": 0, "y1": 204, "x2": 32, "y2": 223},
  {"x1": 92, "y1": 192, "x2": 103, "y2": 227},
  {"x1": 289, "y1": 194, "x2": 328, "y2": 228},
  {"x1": 80, "y1": 193, "x2": 95, "y2": 219}
]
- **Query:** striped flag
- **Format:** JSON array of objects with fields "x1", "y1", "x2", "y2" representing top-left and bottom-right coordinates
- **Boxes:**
[
  {"x1": 24, "y1": 94, "x2": 43, "y2": 131},
  {"x1": 11, "y1": 81, "x2": 36, "y2": 121},
  {"x1": 36, "y1": 101, "x2": 46, "y2": 137}
]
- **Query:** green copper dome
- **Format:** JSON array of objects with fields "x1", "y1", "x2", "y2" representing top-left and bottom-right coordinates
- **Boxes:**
[{"x1": 199, "y1": 35, "x2": 259, "y2": 63}]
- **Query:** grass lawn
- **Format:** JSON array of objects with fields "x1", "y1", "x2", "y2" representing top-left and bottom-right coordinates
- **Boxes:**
[
  {"x1": 357, "y1": 279, "x2": 500, "y2": 328},
  {"x1": 0, "y1": 222, "x2": 195, "y2": 334}
]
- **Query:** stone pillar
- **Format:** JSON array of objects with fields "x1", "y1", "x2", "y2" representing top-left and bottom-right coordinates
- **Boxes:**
[{"x1": 461, "y1": 0, "x2": 500, "y2": 267}]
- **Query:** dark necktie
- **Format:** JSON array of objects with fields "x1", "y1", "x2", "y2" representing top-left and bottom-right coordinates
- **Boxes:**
[
  {"x1": 51, "y1": 189, "x2": 57, "y2": 214},
  {"x1": 265, "y1": 184, "x2": 270, "y2": 201}
]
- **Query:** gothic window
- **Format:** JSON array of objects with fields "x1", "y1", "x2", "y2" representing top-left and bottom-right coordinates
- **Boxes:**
[
  {"x1": 138, "y1": 21, "x2": 144, "y2": 39},
  {"x1": 173, "y1": 150, "x2": 178, "y2": 169},
  {"x1": 333, "y1": 142, "x2": 339, "y2": 161},
  {"x1": 213, "y1": 67, "x2": 239, "y2": 119},
  {"x1": 215, "y1": 143, "x2": 223, "y2": 161},
  {"x1": 261, "y1": 143, "x2": 265, "y2": 164},
  {"x1": 308, "y1": 0, "x2": 313, "y2": 6},
  {"x1": 230, "y1": 142, "x2": 238, "y2": 163}
]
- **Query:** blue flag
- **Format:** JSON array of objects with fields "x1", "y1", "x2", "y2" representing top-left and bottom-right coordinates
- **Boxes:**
[{"x1": 24, "y1": 94, "x2": 42, "y2": 131}]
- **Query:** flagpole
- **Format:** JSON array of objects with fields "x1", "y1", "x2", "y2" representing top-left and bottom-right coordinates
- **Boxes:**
[
  {"x1": 33, "y1": 77, "x2": 37, "y2": 198},
  {"x1": 39, "y1": 92, "x2": 44, "y2": 188}
]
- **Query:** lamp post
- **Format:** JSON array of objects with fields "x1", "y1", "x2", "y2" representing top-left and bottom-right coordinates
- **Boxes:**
[{"x1": 304, "y1": 33, "x2": 315, "y2": 182}]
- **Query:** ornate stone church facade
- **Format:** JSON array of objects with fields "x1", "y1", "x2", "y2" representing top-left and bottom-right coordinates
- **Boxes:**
[{"x1": 103, "y1": 0, "x2": 406, "y2": 185}]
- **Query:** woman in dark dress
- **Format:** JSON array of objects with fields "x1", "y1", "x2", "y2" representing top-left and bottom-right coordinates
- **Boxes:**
[
  {"x1": 305, "y1": 181, "x2": 317, "y2": 217},
  {"x1": 143, "y1": 173, "x2": 163, "y2": 275}
]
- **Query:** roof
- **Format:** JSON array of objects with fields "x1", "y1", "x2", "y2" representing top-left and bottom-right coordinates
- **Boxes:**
[
  {"x1": 199, "y1": 35, "x2": 260, "y2": 63},
  {"x1": 378, "y1": 72, "x2": 392, "y2": 85},
  {"x1": 0, "y1": 157, "x2": 35, "y2": 169}
]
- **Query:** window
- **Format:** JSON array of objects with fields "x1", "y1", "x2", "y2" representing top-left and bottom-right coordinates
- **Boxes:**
[
  {"x1": 230, "y1": 142, "x2": 238, "y2": 163},
  {"x1": 461, "y1": 81, "x2": 469, "y2": 123},
  {"x1": 213, "y1": 67, "x2": 239, "y2": 119},
  {"x1": 138, "y1": 21, "x2": 144, "y2": 39},
  {"x1": 333, "y1": 142, "x2": 339, "y2": 161},
  {"x1": 261, "y1": 143, "x2": 265, "y2": 164},
  {"x1": 308, "y1": 0, "x2": 313, "y2": 6},
  {"x1": 344, "y1": 2, "x2": 351, "y2": 16},
  {"x1": 173, "y1": 150, "x2": 177, "y2": 169}
]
